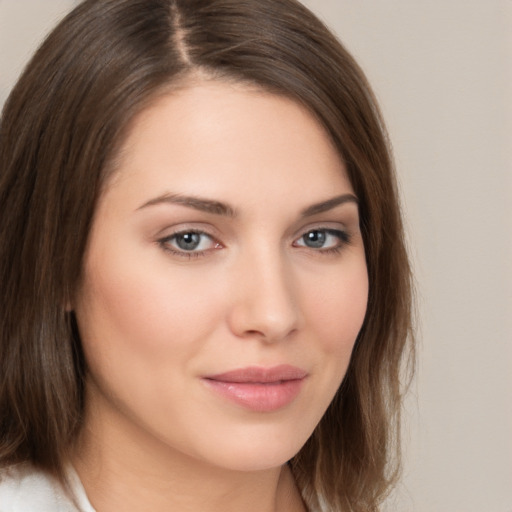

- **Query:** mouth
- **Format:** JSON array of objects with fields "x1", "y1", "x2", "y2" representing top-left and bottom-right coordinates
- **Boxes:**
[{"x1": 202, "y1": 365, "x2": 308, "y2": 413}]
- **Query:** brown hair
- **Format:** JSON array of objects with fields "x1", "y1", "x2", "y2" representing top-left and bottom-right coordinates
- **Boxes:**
[{"x1": 0, "y1": 0, "x2": 414, "y2": 510}]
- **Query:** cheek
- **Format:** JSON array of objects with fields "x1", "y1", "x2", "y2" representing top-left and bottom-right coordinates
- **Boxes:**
[
  {"x1": 304, "y1": 259, "x2": 369, "y2": 357},
  {"x1": 75, "y1": 253, "x2": 228, "y2": 375}
]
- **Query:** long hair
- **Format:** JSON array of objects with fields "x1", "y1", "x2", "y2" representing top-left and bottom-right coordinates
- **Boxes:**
[{"x1": 0, "y1": 1, "x2": 414, "y2": 510}]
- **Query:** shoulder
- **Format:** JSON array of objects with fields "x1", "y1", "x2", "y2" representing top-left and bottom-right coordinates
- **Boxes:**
[{"x1": 0, "y1": 463, "x2": 88, "y2": 512}]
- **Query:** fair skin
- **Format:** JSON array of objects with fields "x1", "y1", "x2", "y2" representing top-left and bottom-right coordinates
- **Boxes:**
[{"x1": 72, "y1": 79, "x2": 368, "y2": 512}]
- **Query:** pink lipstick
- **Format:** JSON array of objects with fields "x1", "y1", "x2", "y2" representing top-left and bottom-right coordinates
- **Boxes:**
[{"x1": 203, "y1": 365, "x2": 307, "y2": 412}]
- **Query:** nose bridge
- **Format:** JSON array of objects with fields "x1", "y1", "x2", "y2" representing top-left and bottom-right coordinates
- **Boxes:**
[{"x1": 228, "y1": 241, "x2": 300, "y2": 342}]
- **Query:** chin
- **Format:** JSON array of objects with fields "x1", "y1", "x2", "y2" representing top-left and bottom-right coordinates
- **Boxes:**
[
  {"x1": 203, "y1": 448, "x2": 298, "y2": 473},
  {"x1": 184, "y1": 421, "x2": 313, "y2": 473}
]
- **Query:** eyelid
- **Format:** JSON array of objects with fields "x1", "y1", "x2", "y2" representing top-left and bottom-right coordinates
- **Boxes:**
[
  {"x1": 153, "y1": 220, "x2": 221, "y2": 239},
  {"x1": 292, "y1": 220, "x2": 350, "y2": 239}
]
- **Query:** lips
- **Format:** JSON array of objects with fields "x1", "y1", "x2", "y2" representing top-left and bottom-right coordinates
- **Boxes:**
[{"x1": 203, "y1": 365, "x2": 307, "y2": 412}]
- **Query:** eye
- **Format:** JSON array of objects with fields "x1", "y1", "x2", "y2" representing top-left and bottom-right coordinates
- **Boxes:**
[
  {"x1": 294, "y1": 228, "x2": 350, "y2": 252},
  {"x1": 158, "y1": 230, "x2": 221, "y2": 257}
]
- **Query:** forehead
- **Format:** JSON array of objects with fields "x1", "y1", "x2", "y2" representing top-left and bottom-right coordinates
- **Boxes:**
[{"x1": 101, "y1": 79, "x2": 352, "y2": 213}]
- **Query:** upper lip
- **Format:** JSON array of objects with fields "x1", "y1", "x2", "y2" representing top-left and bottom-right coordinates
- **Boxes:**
[{"x1": 204, "y1": 365, "x2": 308, "y2": 383}]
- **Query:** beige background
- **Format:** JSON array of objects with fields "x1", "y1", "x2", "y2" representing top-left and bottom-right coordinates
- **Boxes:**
[{"x1": 1, "y1": 1, "x2": 511, "y2": 511}]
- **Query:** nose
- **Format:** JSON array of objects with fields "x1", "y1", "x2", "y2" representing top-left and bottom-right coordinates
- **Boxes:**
[{"x1": 227, "y1": 248, "x2": 301, "y2": 343}]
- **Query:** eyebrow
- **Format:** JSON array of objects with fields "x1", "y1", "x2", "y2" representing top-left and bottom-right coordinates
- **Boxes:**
[
  {"x1": 300, "y1": 193, "x2": 359, "y2": 217},
  {"x1": 137, "y1": 192, "x2": 358, "y2": 218},
  {"x1": 137, "y1": 193, "x2": 236, "y2": 217}
]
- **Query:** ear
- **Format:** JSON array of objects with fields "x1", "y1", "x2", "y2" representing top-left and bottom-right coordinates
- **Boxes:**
[{"x1": 64, "y1": 287, "x2": 74, "y2": 313}]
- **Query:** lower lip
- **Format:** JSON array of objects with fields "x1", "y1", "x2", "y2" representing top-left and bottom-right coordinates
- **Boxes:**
[{"x1": 203, "y1": 378, "x2": 305, "y2": 412}]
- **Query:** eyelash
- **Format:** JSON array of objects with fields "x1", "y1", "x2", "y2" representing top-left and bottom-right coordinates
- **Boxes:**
[{"x1": 157, "y1": 227, "x2": 351, "y2": 260}]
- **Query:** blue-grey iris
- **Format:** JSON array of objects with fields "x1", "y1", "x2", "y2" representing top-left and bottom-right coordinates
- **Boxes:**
[
  {"x1": 176, "y1": 233, "x2": 201, "y2": 251},
  {"x1": 303, "y1": 230, "x2": 326, "y2": 248}
]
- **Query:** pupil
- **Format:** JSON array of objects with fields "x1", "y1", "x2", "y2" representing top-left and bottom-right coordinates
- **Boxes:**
[
  {"x1": 177, "y1": 232, "x2": 200, "y2": 250},
  {"x1": 305, "y1": 230, "x2": 325, "y2": 248}
]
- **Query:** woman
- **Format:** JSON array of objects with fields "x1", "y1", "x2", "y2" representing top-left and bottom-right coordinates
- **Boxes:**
[{"x1": 0, "y1": 0, "x2": 413, "y2": 511}]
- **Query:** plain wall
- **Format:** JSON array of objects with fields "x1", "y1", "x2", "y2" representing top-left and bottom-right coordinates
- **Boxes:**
[{"x1": 1, "y1": 1, "x2": 511, "y2": 511}]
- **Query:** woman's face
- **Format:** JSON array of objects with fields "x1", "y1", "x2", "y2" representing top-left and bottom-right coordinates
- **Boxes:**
[{"x1": 74, "y1": 80, "x2": 368, "y2": 472}]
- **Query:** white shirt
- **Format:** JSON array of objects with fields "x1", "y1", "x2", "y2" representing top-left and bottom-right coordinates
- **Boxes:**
[{"x1": 0, "y1": 463, "x2": 95, "y2": 512}]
